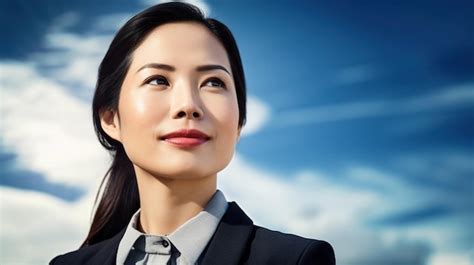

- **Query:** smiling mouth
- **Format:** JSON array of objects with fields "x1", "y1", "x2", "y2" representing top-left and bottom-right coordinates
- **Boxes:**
[{"x1": 159, "y1": 129, "x2": 211, "y2": 148}]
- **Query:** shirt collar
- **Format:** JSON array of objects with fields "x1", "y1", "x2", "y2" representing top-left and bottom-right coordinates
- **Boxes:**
[
  {"x1": 116, "y1": 189, "x2": 228, "y2": 264},
  {"x1": 116, "y1": 209, "x2": 143, "y2": 264},
  {"x1": 168, "y1": 189, "x2": 228, "y2": 263}
]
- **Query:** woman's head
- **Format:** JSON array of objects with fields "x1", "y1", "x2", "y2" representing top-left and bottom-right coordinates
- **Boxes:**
[
  {"x1": 85, "y1": 2, "x2": 246, "y2": 246},
  {"x1": 99, "y1": 20, "x2": 243, "y2": 181},
  {"x1": 93, "y1": 2, "x2": 246, "y2": 133}
]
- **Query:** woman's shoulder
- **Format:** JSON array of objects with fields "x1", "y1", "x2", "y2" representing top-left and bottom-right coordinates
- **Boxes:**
[
  {"x1": 49, "y1": 229, "x2": 125, "y2": 265},
  {"x1": 247, "y1": 225, "x2": 336, "y2": 265},
  {"x1": 49, "y1": 240, "x2": 107, "y2": 265}
]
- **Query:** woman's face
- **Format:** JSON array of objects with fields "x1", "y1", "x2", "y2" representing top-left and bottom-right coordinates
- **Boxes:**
[{"x1": 103, "y1": 22, "x2": 240, "y2": 180}]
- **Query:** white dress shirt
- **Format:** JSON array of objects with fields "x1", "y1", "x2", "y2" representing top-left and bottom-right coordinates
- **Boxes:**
[{"x1": 116, "y1": 189, "x2": 228, "y2": 265}]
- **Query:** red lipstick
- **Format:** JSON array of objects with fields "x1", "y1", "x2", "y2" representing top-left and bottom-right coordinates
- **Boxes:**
[{"x1": 160, "y1": 129, "x2": 210, "y2": 148}]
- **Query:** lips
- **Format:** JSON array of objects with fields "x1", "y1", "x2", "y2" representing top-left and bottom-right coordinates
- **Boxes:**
[{"x1": 160, "y1": 129, "x2": 210, "y2": 148}]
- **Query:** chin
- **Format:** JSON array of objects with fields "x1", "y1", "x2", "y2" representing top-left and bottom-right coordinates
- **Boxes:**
[{"x1": 154, "y1": 165, "x2": 217, "y2": 180}]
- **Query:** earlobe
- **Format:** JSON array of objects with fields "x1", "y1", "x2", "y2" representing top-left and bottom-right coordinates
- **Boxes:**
[{"x1": 100, "y1": 108, "x2": 121, "y2": 142}]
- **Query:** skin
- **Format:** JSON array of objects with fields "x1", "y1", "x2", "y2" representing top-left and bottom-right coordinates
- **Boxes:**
[{"x1": 100, "y1": 22, "x2": 241, "y2": 235}]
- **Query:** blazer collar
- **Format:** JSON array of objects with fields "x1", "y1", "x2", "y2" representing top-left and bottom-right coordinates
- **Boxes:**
[
  {"x1": 199, "y1": 201, "x2": 254, "y2": 265},
  {"x1": 87, "y1": 201, "x2": 254, "y2": 265},
  {"x1": 88, "y1": 227, "x2": 126, "y2": 265}
]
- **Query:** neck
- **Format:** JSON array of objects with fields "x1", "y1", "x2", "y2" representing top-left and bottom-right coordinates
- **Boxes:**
[{"x1": 134, "y1": 166, "x2": 217, "y2": 236}]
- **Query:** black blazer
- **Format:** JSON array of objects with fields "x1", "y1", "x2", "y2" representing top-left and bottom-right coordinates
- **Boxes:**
[{"x1": 50, "y1": 202, "x2": 335, "y2": 265}]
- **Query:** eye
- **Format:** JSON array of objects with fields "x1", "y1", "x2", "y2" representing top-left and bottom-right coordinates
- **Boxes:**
[
  {"x1": 202, "y1": 77, "x2": 226, "y2": 89},
  {"x1": 144, "y1": 75, "x2": 169, "y2": 86}
]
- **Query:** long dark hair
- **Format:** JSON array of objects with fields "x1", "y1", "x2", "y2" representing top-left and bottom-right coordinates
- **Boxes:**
[{"x1": 83, "y1": 2, "x2": 247, "y2": 247}]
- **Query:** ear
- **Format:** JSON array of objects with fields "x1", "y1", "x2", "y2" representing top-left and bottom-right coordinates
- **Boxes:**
[{"x1": 100, "y1": 108, "x2": 122, "y2": 142}]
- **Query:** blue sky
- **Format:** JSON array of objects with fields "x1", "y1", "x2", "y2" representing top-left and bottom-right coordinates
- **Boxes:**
[{"x1": 1, "y1": 0, "x2": 473, "y2": 264}]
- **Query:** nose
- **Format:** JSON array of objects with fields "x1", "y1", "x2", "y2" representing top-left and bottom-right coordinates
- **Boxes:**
[{"x1": 170, "y1": 82, "x2": 204, "y2": 121}]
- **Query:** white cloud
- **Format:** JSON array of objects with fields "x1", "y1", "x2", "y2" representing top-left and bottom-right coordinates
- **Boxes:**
[
  {"x1": 0, "y1": 62, "x2": 110, "y2": 189},
  {"x1": 1, "y1": 9, "x2": 472, "y2": 265},
  {"x1": 218, "y1": 155, "x2": 436, "y2": 265},
  {"x1": 3, "y1": 149, "x2": 468, "y2": 265},
  {"x1": 403, "y1": 83, "x2": 474, "y2": 112},
  {"x1": 275, "y1": 83, "x2": 474, "y2": 127},
  {"x1": 428, "y1": 251, "x2": 473, "y2": 265},
  {"x1": 1, "y1": 88, "x2": 470, "y2": 263},
  {"x1": 240, "y1": 96, "x2": 271, "y2": 136},
  {"x1": 0, "y1": 56, "x2": 443, "y2": 263},
  {"x1": 27, "y1": 14, "x2": 114, "y2": 95},
  {"x1": 37, "y1": 32, "x2": 111, "y2": 92},
  {"x1": 0, "y1": 187, "x2": 94, "y2": 264},
  {"x1": 393, "y1": 152, "x2": 474, "y2": 186}
]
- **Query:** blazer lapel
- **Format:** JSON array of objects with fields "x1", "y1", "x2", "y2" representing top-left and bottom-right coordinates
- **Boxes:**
[
  {"x1": 200, "y1": 202, "x2": 254, "y2": 265},
  {"x1": 88, "y1": 227, "x2": 126, "y2": 265}
]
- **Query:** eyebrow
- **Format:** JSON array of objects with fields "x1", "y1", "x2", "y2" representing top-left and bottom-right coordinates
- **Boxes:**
[{"x1": 136, "y1": 63, "x2": 231, "y2": 76}]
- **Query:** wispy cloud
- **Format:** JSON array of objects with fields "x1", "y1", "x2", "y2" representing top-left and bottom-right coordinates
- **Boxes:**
[
  {"x1": 333, "y1": 64, "x2": 378, "y2": 86},
  {"x1": 1, "y1": 8, "x2": 270, "y2": 197},
  {"x1": 35, "y1": 32, "x2": 111, "y2": 96},
  {"x1": 1, "y1": 59, "x2": 443, "y2": 265},
  {"x1": 2, "y1": 55, "x2": 470, "y2": 263},
  {"x1": 273, "y1": 83, "x2": 474, "y2": 127},
  {"x1": 1, "y1": 8, "x2": 472, "y2": 265},
  {"x1": 219, "y1": 155, "x2": 438, "y2": 265}
]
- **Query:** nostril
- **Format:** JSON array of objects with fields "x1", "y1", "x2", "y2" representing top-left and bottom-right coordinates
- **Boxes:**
[
  {"x1": 193, "y1": 112, "x2": 199, "y2": 118},
  {"x1": 177, "y1": 111, "x2": 186, "y2": 118}
]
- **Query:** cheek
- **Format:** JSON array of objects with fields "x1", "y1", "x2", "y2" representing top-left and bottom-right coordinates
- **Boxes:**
[
  {"x1": 118, "y1": 90, "x2": 173, "y2": 172},
  {"x1": 205, "y1": 94, "x2": 239, "y2": 134},
  {"x1": 118, "y1": 91, "x2": 168, "y2": 146},
  {"x1": 204, "y1": 94, "x2": 240, "y2": 161}
]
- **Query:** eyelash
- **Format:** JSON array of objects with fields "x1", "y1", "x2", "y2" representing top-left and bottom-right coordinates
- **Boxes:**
[
  {"x1": 144, "y1": 75, "x2": 226, "y2": 89},
  {"x1": 203, "y1": 78, "x2": 226, "y2": 89},
  {"x1": 144, "y1": 75, "x2": 169, "y2": 86}
]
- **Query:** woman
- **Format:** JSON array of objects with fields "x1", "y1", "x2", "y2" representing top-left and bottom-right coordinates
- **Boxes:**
[{"x1": 50, "y1": 2, "x2": 335, "y2": 265}]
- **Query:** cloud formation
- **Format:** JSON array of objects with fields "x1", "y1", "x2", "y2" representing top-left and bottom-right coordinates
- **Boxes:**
[
  {"x1": 1, "y1": 62, "x2": 110, "y2": 189},
  {"x1": 274, "y1": 83, "x2": 474, "y2": 127},
  {"x1": 1, "y1": 6, "x2": 472, "y2": 265},
  {"x1": 0, "y1": 59, "x2": 439, "y2": 265},
  {"x1": 240, "y1": 96, "x2": 271, "y2": 136}
]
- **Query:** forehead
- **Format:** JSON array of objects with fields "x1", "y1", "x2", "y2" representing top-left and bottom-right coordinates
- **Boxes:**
[{"x1": 130, "y1": 22, "x2": 230, "y2": 71}]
